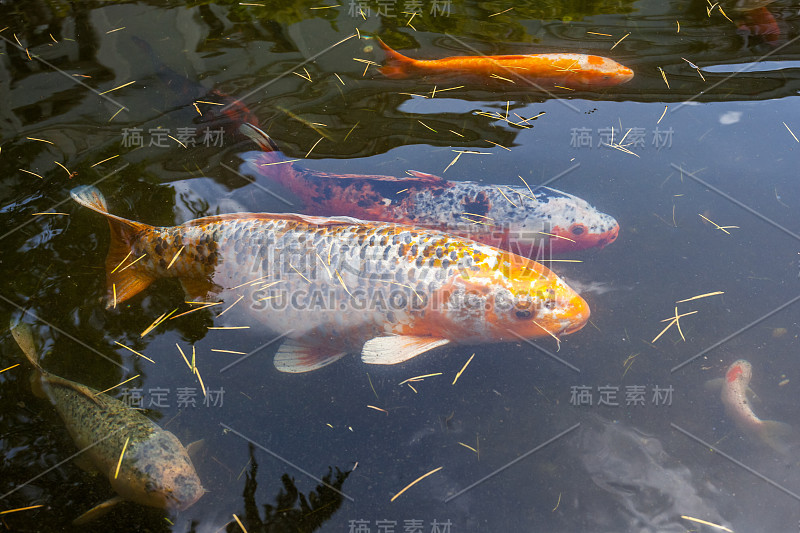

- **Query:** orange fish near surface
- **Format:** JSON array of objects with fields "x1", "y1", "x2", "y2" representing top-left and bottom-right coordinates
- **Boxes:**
[
  {"x1": 72, "y1": 186, "x2": 589, "y2": 373},
  {"x1": 375, "y1": 37, "x2": 634, "y2": 89}
]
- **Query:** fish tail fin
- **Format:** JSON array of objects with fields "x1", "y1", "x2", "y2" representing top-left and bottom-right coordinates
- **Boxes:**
[
  {"x1": 239, "y1": 123, "x2": 279, "y2": 153},
  {"x1": 375, "y1": 37, "x2": 415, "y2": 79},
  {"x1": 71, "y1": 186, "x2": 156, "y2": 307},
  {"x1": 757, "y1": 419, "x2": 794, "y2": 455},
  {"x1": 10, "y1": 322, "x2": 44, "y2": 373},
  {"x1": 10, "y1": 321, "x2": 49, "y2": 399}
]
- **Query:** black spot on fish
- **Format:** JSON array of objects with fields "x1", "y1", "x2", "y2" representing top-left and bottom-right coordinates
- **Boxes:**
[{"x1": 462, "y1": 191, "x2": 490, "y2": 216}]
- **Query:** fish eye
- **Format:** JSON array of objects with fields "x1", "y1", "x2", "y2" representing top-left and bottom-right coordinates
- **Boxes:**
[
  {"x1": 515, "y1": 309, "x2": 531, "y2": 319},
  {"x1": 571, "y1": 224, "x2": 586, "y2": 235}
]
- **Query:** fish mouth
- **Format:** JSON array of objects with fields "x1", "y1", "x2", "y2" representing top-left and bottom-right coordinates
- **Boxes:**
[{"x1": 561, "y1": 294, "x2": 590, "y2": 334}]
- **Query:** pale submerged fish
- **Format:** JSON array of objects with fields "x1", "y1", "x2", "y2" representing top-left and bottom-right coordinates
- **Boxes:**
[{"x1": 10, "y1": 322, "x2": 204, "y2": 524}]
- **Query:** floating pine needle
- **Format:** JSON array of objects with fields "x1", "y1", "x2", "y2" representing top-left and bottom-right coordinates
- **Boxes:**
[
  {"x1": 460, "y1": 216, "x2": 491, "y2": 226},
  {"x1": 552, "y1": 492, "x2": 561, "y2": 512},
  {"x1": 310, "y1": 3, "x2": 340, "y2": 8},
  {"x1": 367, "y1": 405, "x2": 388, "y2": 415},
  {"x1": 417, "y1": 120, "x2": 436, "y2": 132},
  {"x1": 449, "y1": 129, "x2": 464, "y2": 137},
  {"x1": 334, "y1": 73, "x2": 345, "y2": 85},
  {"x1": 676, "y1": 20, "x2": 680, "y2": 32},
  {"x1": 390, "y1": 466, "x2": 443, "y2": 502},
  {"x1": 20, "y1": 169, "x2": 44, "y2": 179},
  {"x1": 212, "y1": 349, "x2": 246, "y2": 355},
  {"x1": 193, "y1": 102, "x2": 202, "y2": 115},
  {"x1": 676, "y1": 291, "x2": 724, "y2": 303},
  {"x1": 218, "y1": 295, "x2": 244, "y2": 317},
  {"x1": 367, "y1": 372, "x2": 378, "y2": 399},
  {"x1": 114, "y1": 341, "x2": 155, "y2": 363},
  {"x1": 539, "y1": 231, "x2": 575, "y2": 243},
  {"x1": 489, "y1": 73, "x2": 514, "y2": 83},
  {"x1": 0, "y1": 363, "x2": 21, "y2": 374},
  {"x1": 176, "y1": 344, "x2": 192, "y2": 371},
  {"x1": 784, "y1": 122, "x2": 799, "y2": 143},
  {"x1": 452, "y1": 353, "x2": 475, "y2": 385},
  {"x1": 461, "y1": 212, "x2": 493, "y2": 220},
  {"x1": 97, "y1": 374, "x2": 140, "y2": 395},
  {"x1": 652, "y1": 311, "x2": 697, "y2": 343},
  {"x1": 118, "y1": 253, "x2": 147, "y2": 272},
  {"x1": 289, "y1": 263, "x2": 312, "y2": 283},
  {"x1": 53, "y1": 161, "x2": 72, "y2": 178},
  {"x1": 718, "y1": 5, "x2": 732, "y2": 23},
  {"x1": 0, "y1": 504, "x2": 45, "y2": 516},
  {"x1": 407, "y1": 383, "x2": 418, "y2": 393},
  {"x1": 396, "y1": 188, "x2": 409, "y2": 194},
  {"x1": 658, "y1": 67, "x2": 670, "y2": 89},
  {"x1": 140, "y1": 309, "x2": 177, "y2": 337},
  {"x1": 485, "y1": 139, "x2": 510, "y2": 151},
  {"x1": 26, "y1": 136, "x2": 54, "y2": 145},
  {"x1": 335, "y1": 270, "x2": 355, "y2": 299},
  {"x1": 673, "y1": 306, "x2": 686, "y2": 341},
  {"x1": 458, "y1": 442, "x2": 478, "y2": 453},
  {"x1": 208, "y1": 326, "x2": 250, "y2": 330},
  {"x1": 305, "y1": 137, "x2": 323, "y2": 158},
  {"x1": 106, "y1": 27, "x2": 125, "y2": 34},
  {"x1": 99, "y1": 80, "x2": 135, "y2": 95},
  {"x1": 233, "y1": 514, "x2": 248, "y2": 533},
  {"x1": 195, "y1": 366, "x2": 207, "y2": 398},
  {"x1": 31, "y1": 212, "x2": 68, "y2": 216},
  {"x1": 488, "y1": 7, "x2": 513, "y2": 17},
  {"x1": 398, "y1": 372, "x2": 442, "y2": 386},
  {"x1": 610, "y1": 32, "x2": 630, "y2": 50},
  {"x1": 113, "y1": 283, "x2": 117, "y2": 309},
  {"x1": 657, "y1": 105, "x2": 668, "y2": 124},
  {"x1": 534, "y1": 320, "x2": 561, "y2": 349},
  {"x1": 587, "y1": 31, "x2": 612, "y2": 37},
  {"x1": 170, "y1": 302, "x2": 221, "y2": 320},
  {"x1": 553, "y1": 85, "x2": 574, "y2": 91},
  {"x1": 168, "y1": 135, "x2": 187, "y2": 149},
  {"x1": 680, "y1": 516, "x2": 733, "y2": 532},
  {"x1": 90, "y1": 154, "x2": 119, "y2": 167},
  {"x1": 110, "y1": 251, "x2": 133, "y2": 274},
  {"x1": 259, "y1": 158, "x2": 299, "y2": 167},
  {"x1": 166, "y1": 245, "x2": 184, "y2": 269},
  {"x1": 495, "y1": 186, "x2": 518, "y2": 207},
  {"x1": 698, "y1": 214, "x2": 738, "y2": 234},
  {"x1": 114, "y1": 436, "x2": 130, "y2": 479},
  {"x1": 443, "y1": 151, "x2": 463, "y2": 173},
  {"x1": 108, "y1": 107, "x2": 125, "y2": 122}
]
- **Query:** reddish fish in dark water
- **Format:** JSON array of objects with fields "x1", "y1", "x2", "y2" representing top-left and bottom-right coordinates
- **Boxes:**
[
  {"x1": 131, "y1": 36, "x2": 257, "y2": 134},
  {"x1": 238, "y1": 124, "x2": 619, "y2": 256},
  {"x1": 374, "y1": 37, "x2": 634, "y2": 89}
]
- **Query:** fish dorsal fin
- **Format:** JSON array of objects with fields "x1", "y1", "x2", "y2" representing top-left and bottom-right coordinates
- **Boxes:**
[
  {"x1": 46, "y1": 374, "x2": 104, "y2": 406},
  {"x1": 186, "y1": 439, "x2": 205, "y2": 460},
  {"x1": 274, "y1": 339, "x2": 347, "y2": 373},
  {"x1": 361, "y1": 336, "x2": 450, "y2": 365},
  {"x1": 72, "y1": 495, "x2": 126, "y2": 525}
]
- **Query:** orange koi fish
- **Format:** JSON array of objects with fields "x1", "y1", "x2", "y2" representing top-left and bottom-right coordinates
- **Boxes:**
[
  {"x1": 375, "y1": 37, "x2": 634, "y2": 89},
  {"x1": 717, "y1": 359, "x2": 793, "y2": 454},
  {"x1": 72, "y1": 186, "x2": 589, "y2": 373}
]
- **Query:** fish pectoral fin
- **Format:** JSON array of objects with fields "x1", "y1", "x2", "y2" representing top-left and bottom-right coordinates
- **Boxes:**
[
  {"x1": 185, "y1": 439, "x2": 205, "y2": 460},
  {"x1": 274, "y1": 340, "x2": 347, "y2": 373},
  {"x1": 361, "y1": 336, "x2": 450, "y2": 365},
  {"x1": 180, "y1": 278, "x2": 222, "y2": 300},
  {"x1": 72, "y1": 495, "x2": 125, "y2": 525},
  {"x1": 239, "y1": 123, "x2": 279, "y2": 152}
]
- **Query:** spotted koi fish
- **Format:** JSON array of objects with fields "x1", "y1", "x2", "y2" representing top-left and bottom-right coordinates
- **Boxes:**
[
  {"x1": 10, "y1": 323, "x2": 204, "y2": 524},
  {"x1": 71, "y1": 186, "x2": 589, "y2": 373},
  {"x1": 375, "y1": 37, "x2": 634, "y2": 89},
  {"x1": 710, "y1": 359, "x2": 793, "y2": 455},
  {"x1": 239, "y1": 124, "x2": 619, "y2": 256}
]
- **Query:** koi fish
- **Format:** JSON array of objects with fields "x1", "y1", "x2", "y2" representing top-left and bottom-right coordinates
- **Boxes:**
[
  {"x1": 714, "y1": 359, "x2": 793, "y2": 454},
  {"x1": 71, "y1": 185, "x2": 589, "y2": 372},
  {"x1": 374, "y1": 37, "x2": 634, "y2": 89},
  {"x1": 239, "y1": 124, "x2": 619, "y2": 256},
  {"x1": 9, "y1": 322, "x2": 204, "y2": 525}
]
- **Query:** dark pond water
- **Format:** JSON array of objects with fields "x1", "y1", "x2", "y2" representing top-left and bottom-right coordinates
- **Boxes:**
[{"x1": 1, "y1": 1, "x2": 800, "y2": 532}]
